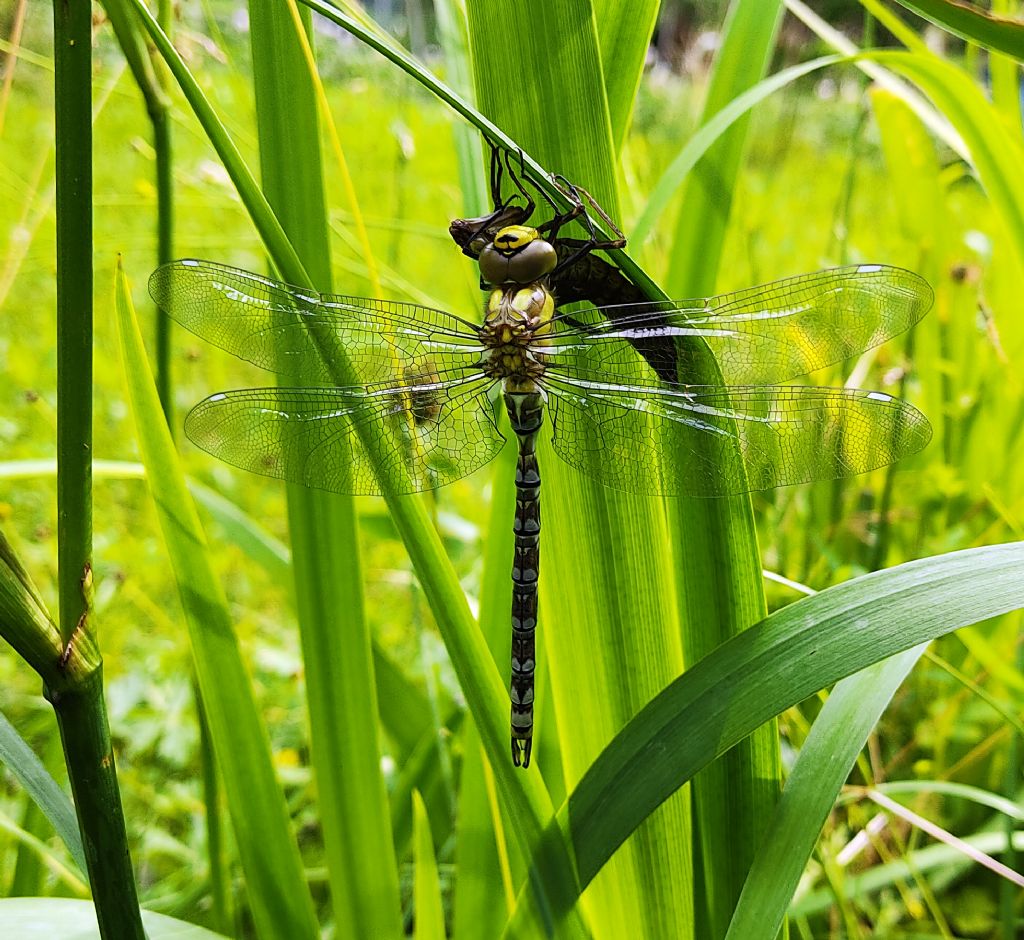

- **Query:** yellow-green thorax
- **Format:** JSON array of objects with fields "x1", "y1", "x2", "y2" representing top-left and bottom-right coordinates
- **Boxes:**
[{"x1": 478, "y1": 225, "x2": 557, "y2": 393}]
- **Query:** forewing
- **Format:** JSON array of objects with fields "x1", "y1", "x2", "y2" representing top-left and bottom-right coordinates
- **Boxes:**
[
  {"x1": 184, "y1": 378, "x2": 505, "y2": 496},
  {"x1": 149, "y1": 259, "x2": 484, "y2": 386},
  {"x1": 544, "y1": 265, "x2": 932, "y2": 388},
  {"x1": 545, "y1": 377, "x2": 932, "y2": 498}
]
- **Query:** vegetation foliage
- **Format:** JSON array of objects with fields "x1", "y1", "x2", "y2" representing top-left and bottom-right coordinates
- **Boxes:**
[{"x1": 0, "y1": 0, "x2": 1022, "y2": 937}]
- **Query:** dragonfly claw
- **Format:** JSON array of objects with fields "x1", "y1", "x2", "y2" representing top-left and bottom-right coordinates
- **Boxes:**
[{"x1": 511, "y1": 737, "x2": 532, "y2": 768}]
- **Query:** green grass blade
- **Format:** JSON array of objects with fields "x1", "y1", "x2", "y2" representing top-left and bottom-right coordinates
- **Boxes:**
[
  {"x1": 593, "y1": 0, "x2": 660, "y2": 151},
  {"x1": 656, "y1": 3, "x2": 785, "y2": 934},
  {"x1": 246, "y1": 3, "x2": 402, "y2": 935},
  {"x1": 114, "y1": 263, "x2": 319, "y2": 938},
  {"x1": 0, "y1": 710, "x2": 85, "y2": 874},
  {"x1": 558, "y1": 542, "x2": 1024, "y2": 894},
  {"x1": 465, "y1": 3, "x2": 691, "y2": 938},
  {"x1": 871, "y1": 50, "x2": 1024, "y2": 273},
  {"x1": 664, "y1": 0, "x2": 784, "y2": 295},
  {"x1": 891, "y1": 0, "x2": 1024, "y2": 60},
  {"x1": 787, "y1": 0, "x2": 967, "y2": 155},
  {"x1": 725, "y1": 646, "x2": 927, "y2": 940},
  {"x1": 632, "y1": 55, "x2": 844, "y2": 247},
  {"x1": 869, "y1": 84, "x2": 953, "y2": 482},
  {"x1": 413, "y1": 790, "x2": 447, "y2": 940}
]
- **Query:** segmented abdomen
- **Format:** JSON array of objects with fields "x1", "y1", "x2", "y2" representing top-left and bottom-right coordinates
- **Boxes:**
[{"x1": 505, "y1": 391, "x2": 543, "y2": 768}]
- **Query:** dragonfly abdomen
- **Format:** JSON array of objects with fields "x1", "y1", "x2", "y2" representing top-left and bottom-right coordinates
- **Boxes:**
[{"x1": 506, "y1": 390, "x2": 543, "y2": 768}]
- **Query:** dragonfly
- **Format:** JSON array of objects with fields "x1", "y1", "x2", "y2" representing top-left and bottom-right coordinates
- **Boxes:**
[{"x1": 150, "y1": 181, "x2": 932, "y2": 769}]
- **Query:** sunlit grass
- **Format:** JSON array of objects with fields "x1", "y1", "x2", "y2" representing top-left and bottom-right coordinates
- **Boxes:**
[{"x1": 0, "y1": 7, "x2": 1021, "y2": 936}]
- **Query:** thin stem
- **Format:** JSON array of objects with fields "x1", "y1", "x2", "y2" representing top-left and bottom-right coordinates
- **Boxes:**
[
  {"x1": 53, "y1": 2, "x2": 144, "y2": 935},
  {"x1": 54, "y1": 0, "x2": 93, "y2": 648},
  {"x1": 153, "y1": 0, "x2": 174, "y2": 422},
  {"x1": 46, "y1": 670, "x2": 144, "y2": 939},
  {"x1": 152, "y1": 104, "x2": 174, "y2": 422}
]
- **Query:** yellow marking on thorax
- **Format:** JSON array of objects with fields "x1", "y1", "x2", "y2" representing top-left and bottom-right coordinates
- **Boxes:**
[{"x1": 480, "y1": 281, "x2": 555, "y2": 389}]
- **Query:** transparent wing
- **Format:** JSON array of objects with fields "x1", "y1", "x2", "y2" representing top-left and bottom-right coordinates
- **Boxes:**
[
  {"x1": 184, "y1": 377, "x2": 505, "y2": 496},
  {"x1": 149, "y1": 259, "x2": 485, "y2": 386},
  {"x1": 544, "y1": 376, "x2": 932, "y2": 498},
  {"x1": 544, "y1": 265, "x2": 932, "y2": 388}
]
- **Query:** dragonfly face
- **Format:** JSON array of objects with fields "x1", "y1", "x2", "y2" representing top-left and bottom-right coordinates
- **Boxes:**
[{"x1": 478, "y1": 223, "x2": 558, "y2": 286}]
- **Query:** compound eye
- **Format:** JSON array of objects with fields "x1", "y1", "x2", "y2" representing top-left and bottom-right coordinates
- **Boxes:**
[
  {"x1": 478, "y1": 245, "x2": 509, "y2": 286},
  {"x1": 478, "y1": 226, "x2": 557, "y2": 285},
  {"x1": 506, "y1": 238, "x2": 557, "y2": 284}
]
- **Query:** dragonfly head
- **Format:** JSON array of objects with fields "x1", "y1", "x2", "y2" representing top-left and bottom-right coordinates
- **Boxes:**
[
  {"x1": 479, "y1": 225, "x2": 557, "y2": 287},
  {"x1": 450, "y1": 202, "x2": 531, "y2": 256}
]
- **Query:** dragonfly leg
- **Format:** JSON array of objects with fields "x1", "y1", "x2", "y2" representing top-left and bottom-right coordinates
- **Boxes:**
[
  {"x1": 499, "y1": 146, "x2": 536, "y2": 221},
  {"x1": 539, "y1": 176, "x2": 627, "y2": 278},
  {"x1": 553, "y1": 177, "x2": 625, "y2": 258},
  {"x1": 551, "y1": 175, "x2": 626, "y2": 245},
  {"x1": 449, "y1": 144, "x2": 536, "y2": 260}
]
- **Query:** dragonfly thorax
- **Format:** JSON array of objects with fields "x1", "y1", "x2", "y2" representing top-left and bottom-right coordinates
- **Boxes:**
[
  {"x1": 479, "y1": 225, "x2": 558, "y2": 286},
  {"x1": 479, "y1": 283, "x2": 553, "y2": 391}
]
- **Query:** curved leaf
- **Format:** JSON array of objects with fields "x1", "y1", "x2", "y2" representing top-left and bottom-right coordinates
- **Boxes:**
[
  {"x1": 0, "y1": 711, "x2": 85, "y2": 875},
  {"x1": 633, "y1": 55, "x2": 842, "y2": 246},
  {"x1": 0, "y1": 898, "x2": 226, "y2": 939},
  {"x1": 725, "y1": 646, "x2": 927, "y2": 940},
  {"x1": 872, "y1": 50, "x2": 1024, "y2": 272},
  {"x1": 893, "y1": 0, "x2": 1024, "y2": 60},
  {"x1": 511, "y1": 542, "x2": 1024, "y2": 925}
]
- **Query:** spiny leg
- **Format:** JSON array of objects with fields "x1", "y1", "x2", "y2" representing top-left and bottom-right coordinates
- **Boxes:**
[
  {"x1": 551, "y1": 174, "x2": 627, "y2": 244},
  {"x1": 545, "y1": 174, "x2": 627, "y2": 276},
  {"x1": 452, "y1": 143, "x2": 536, "y2": 259}
]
